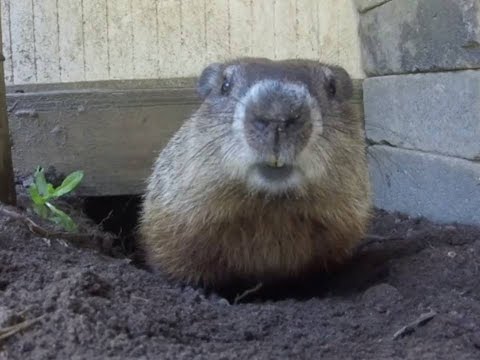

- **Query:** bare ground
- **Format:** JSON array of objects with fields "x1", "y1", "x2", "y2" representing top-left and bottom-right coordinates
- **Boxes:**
[{"x1": 0, "y1": 193, "x2": 480, "y2": 360}]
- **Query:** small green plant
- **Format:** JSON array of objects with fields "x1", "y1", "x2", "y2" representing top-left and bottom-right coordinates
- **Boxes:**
[{"x1": 28, "y1": 166, "x2": 84, "y2": 232}]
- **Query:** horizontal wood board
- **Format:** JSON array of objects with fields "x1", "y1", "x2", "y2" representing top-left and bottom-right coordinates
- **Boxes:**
[{"x1": 7, "y1": 78, "x2": 363, "y2": 196}]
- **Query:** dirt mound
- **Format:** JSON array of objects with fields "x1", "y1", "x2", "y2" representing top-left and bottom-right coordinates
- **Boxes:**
[{"x1": 0, "y1": 200, "x2": 479, "y2": 359}]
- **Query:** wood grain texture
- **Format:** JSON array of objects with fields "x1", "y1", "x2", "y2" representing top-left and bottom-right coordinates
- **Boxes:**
[
  {"x1": 57, "y1": 0, "x2": 85, "y2": 82},
  {"x1": 273, "y1": 0, "x2": 297, "y2": 59},
  {"x1": 83, "y1": 0, "x2": 109, "y2": 81},
  {"x1": 132, "y1": 0, "x2": 158, "y2": 79},
  {"x1": 251, "y1": 0, "x2": 275, "y2": 58},
  {"x1": 180, "y1": 0, "x2": 207, "y2": 76},
  {"x1": 157, "y1": 0, "x2": 182, "y2": 77},
  {"x1": 9, "y1": 0, "x2": 35, "y2": 84},
  {"x1": 2, "y1": 0, "x2": 365, "y2": 85},
  {"x1": 106, "y1": 0, "x2": 133, "y2": 79},
  {"x1": 205, "y1": 0, "x2": 229, "y2": 62},
  {"x1": 318, "y1": 0, "x2": 339, "y2": 65},
  {"x1": 1, "y1": 0, "x2": 13, "y2": 84},
  {"x1": 295, "y1": 0, "x2": 319, "y2": 59},
  {"x1": 7, "y1": 83, "x2": 199, "y2": 196},
  {"x1": 6, "y1": 78, "x2": 363, "y2": 196},
  {"x1": 33, "y1": 0, "x2": 60, "y2": 83},
  {"x1": 229, "y1": 0, "x2": 253, "y2": 57},
  {"x1": 0, "y1": 19, "x2": 16, "y2": 204},
  {"x1": 337, "y1": 0, "x2": 364, "y2": 79}
]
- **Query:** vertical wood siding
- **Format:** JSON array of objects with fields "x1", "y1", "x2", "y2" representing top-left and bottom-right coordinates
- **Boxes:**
[
  {"x1": 83, "y1": 0, "x2": 109, "y2": 81},
  {"x1": 2, "y1": 0, "x2": 364, "y2": 85},
  {"x1": 9, "y1": 0, "x2": 35, "y2": 84},
  {"x1": 33, "y1": 0, "x2": 60, "y2": 83},
  {"x1": 106, "y1": 0, "x2": 134, "y2": 79},
  {"x1": 1, "y1": 0, "x2": 13, "y2": 84}
]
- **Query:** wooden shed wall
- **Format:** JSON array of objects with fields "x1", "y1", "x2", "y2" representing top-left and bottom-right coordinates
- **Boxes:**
[{"x1": 1, "y1": 0, "x2": 364, "y2": 85}]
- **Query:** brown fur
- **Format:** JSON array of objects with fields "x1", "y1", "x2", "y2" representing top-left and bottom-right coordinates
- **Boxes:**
[{"x1": 138, "y1": 57, "x2": 372, "y2": 288}]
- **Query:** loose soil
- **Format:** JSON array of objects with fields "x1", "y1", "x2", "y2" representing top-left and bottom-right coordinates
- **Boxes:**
[{"x1": 0, "y1": 191, "x2": 480, "y2": 359}]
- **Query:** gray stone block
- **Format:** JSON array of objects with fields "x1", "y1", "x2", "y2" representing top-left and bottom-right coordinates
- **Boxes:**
[
  {"x1": 359, "y1": 0, "x2": 480, "y2": 75},
  {"x1": 364, "y1": 70, "x2": 480, "y2": 161},
  {"x1": 368, "y1": 145, "x2": 480, "y2": 226},
  {"x1": 354, "y1": 0, "x2": 392, "y2": 13}
]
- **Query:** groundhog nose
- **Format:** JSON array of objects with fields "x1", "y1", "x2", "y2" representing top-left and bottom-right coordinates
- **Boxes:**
[
  {"x1": 252, "y1": 117, "x2": 271, "y2": 132},
  {"x1": 285, "y1": 113, "x2": 302, "y2": 128},
  {"x1": 251, "y1": 113, "x2": 302, "y2": 133}
]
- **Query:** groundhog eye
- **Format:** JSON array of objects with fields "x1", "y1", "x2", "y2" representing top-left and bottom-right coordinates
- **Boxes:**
[
  {"x1": 327, "y1": 80, "x2": 336, "y2": 97},
  {"x1": 221, "y1": 77, "x2": 231, "y2": 95}
]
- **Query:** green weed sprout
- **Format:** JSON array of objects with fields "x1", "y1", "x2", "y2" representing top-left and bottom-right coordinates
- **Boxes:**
[{"x1": 28, "y1": 166, "x2": 84, "y2": 232}]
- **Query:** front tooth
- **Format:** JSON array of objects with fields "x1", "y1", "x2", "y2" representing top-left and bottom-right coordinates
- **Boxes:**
[
  {"x1": 276, "y1": 158, "x2": 285, "y2": 167},
  {"x1": 269, "y1": 155, "x2": 277, "y2": 167}
]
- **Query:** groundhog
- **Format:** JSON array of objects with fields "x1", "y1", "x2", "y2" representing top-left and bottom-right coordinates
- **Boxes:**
[{"x1": 138, "y1": 57, "x2": 372, "y2": 289}]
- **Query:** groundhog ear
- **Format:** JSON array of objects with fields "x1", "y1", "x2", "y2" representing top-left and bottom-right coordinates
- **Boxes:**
[
  {"x1": 321, "y1": 65, "x2": 353, "y2": 102},
  {"x1": 197, "y1": 62, "x2": 224, "y2": 99}
]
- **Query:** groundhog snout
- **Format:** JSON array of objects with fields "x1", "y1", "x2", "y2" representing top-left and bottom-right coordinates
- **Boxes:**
[
  {"x1": 243, "y1": 84, "x2": 313, "y2": 164},
  {"x1": 245, "y1": 110, "x2": 311, "y2": 157},
  {"x1": 249, "y1": 110, "x2": 307, "y2": 134}
]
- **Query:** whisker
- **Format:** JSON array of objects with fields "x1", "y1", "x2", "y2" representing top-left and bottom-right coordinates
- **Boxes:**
[
  {"x1": 230, "y1": 94, "x2": 248, "y2": 108},
  {"x1": 322, "y1": 124, "x2": 351, "y2": 136},
  {"x1": 176, "y1": 131, "x2": 231, "y2": 188}
]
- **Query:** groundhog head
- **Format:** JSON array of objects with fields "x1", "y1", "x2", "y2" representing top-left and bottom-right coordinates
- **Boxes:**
[{"x1": 194, "y1": 57, "x2": 354, "y2": 195}]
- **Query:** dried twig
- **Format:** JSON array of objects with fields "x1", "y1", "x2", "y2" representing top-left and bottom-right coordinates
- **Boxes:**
[
  {"x1": 6, "y1": 101, "x2": 18, "y2": 113},
  {"x1": 392, "y1": 310, "x2": 437, "y2": 340},
  {"x1": 98, "y1": 209, "x2": 114, "y2": 228},
  {"x1": 0, "y1": 315, "x2": 44, "y2": 342},
  {"x1": 234, "y1": 282, "x2": 263, "y2": 304},
  {"x1": 365, "y1": 234, "x2": 395, "y2": 241},
  {"x1": 364, "y1": 233, "x2": 404, "y2": 243},
  {"x1": 355, "y1": 234, "x2": 404, "y2": 252},
  {"x1": 0, "y1": 205, "x2": 92, "y2": 243}
]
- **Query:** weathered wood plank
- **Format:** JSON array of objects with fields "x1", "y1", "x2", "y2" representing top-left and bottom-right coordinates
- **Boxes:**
[
  {"x1": 0, "y1": 19, "x2": 16, "y2": 204},
  {"x1": 318, "y1": 0, "x2": 340, "y2": 66},
  {"x1": 337, "y1": 0, "x2": 365, "y2": 79},
  {"x1": 6, "y1": 78, "x2": 363, "y2": 196},
  {"x1": 132, "y1": 0, "x2": 158, "y2": 79},
  {"x1": 229, "y1": 0, "x2": 253, "y2": 57},
  {"x1": 57, "y1": 0, "x2": 85, "y2": 82},
  {"x1": 205, "y1": 0, "x2": 229, "y2": 62},
  {"x1": 106, "y1": 0, "x2": 134, "y2": 79},
  {"x1": 180, "y1": 0, "x2": 207, "y2": 76},
  {"x1": 251, "y1": 0, "x2": 275, "y2": 58},
  {"x1": 6, "y1": 77, "x2": 198, "y2": 93},
  {"x1": 1, "y1": 0, "x2": 13, "y2": 84},
  {"x1": 33, "y1": 0, "x2": 60, "y2": 83},
  {"x1": 2, "y1": 0, "x2": 366, "y2": 83},
  {"x1": 295, "y1": 0, "x2": 319, "y2": 59},
  {"x1": 83, "y1": 0, "x2": 109, "y2": 81},
  {"x1": 10, "y1": 0, "x2": 36, "y2": 84},
  {"x1": 273, "y1": 0, "x2": 297, "y2": 59},
  {"x1": 8, "y1": 86, "x2": 199, "y2": 196},
  {"x1": 157, "y1": 0, "x2": 182, "y2": 77}
]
